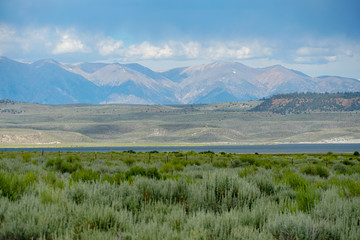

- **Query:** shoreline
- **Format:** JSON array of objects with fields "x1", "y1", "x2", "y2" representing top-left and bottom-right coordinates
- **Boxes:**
[
  {"x1": 1, "y1": 142, "x2": 359, "y2": 154},
  {"x1": 1, "y1": 141, "x2": 360, "y2": 149}
]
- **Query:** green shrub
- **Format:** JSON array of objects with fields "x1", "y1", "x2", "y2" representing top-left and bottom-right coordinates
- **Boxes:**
[
  {"x1": 255, "y1": 159, "x2": 272, "y2": 169},
  {"x1": 173, "y1": 163, "x2": 184, "y2": 172},
  {"x1": 145, "y1": 167, "x2": 161, "y2": 179},
  {"x1": 65, "y1": 155, "x2": 81, "y2": 163},
  {"x1": 7, "y1": 153, "x2": 17, "y2": 159},
  {"x1": 40, "y1": 189, "x2": 58, "y2": 204},
  {"x1": 296, "y1": 186, "x2": 319, "y2": 212},
  {"x1": 212, "y1": 160, "x2": 228, "y2": 168},
  {"x1": 71, "y1": 169, "x2": 100, "y2": 182},
  {"x1": 123, "y1": 158, "x2": 135, "y2": 166},
  {"x1": 171, "y1": 179, "x2": 189, "y2": 203},
  {"x1": 83, "y1": 206, "x2": 118, "y2": 231},
  {"x1": 46, "y1": 157, "x2": 82, "y2": 173},
  {"x1": 341, "y1": 159, "x2": 355, "y2": 166},
  {"x1": 67, "y1": 184, "x2": 88, "y2": 204},
  {"x1": 301, "y1": 165, "x2": 329, "y2": 178},
  {"x1": 314, "y1": 165, "x2": 329, "y2": 178},
  {"x1": 238, "y1": 166, "x2": 258, "y2": 178},
  {"x1": 251, "y1": 174, "x2": 277, "y2": 196},
  {"x1": 125, "y1": 166, "x2": 161, "y2": 179},
  {"x1": 125, "y1": 166, "x2": 146, "y2": 178},
  {"x1": 282, "y1": 172, "x2": 309, "y2": 191},
  {"x1": 123, "y1": 150, "x2": 136, "y2": 154},
  {"x1": 160, "y1": 163, "x2": 173, "y2": 174},
  {"x1": 340, "y1": 179, "x2": 360, "y2": 197},
  {"x1": 332, "y1": 163, "x2": 347, "y2": 174},
  {"x1": 199, "y1": 150, "x2": 215, "y2": 154},
  {"x1": 239, "y1": 157, "x2": 255, "y2": 165},
  {"x1": 22, "y1": 152, "x2": 31, "y2": 162},
  {"x1": 354, "y1": 151, "x2": 359, "y2": 156},
  {"x1": 112, "y1": 172, "x2": 126, "y2": 184},
  {"x1": 43, "y1": 171, "x2": 64, "y2": 189},
  {"x1": 230, "y1": 159, "x2": 242, "y2": 168},
  {"x1": 189, "y1": 159, "x2": 201, "y2": 166},
  {"x1": 0, "y1": 171, "x2": 37, "y2": 201},
  {"x1": 268, "y1": 213, "x2": 341, "y2": 240}
]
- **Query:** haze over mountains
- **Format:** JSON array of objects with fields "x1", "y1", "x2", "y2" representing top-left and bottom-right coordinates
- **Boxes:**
[{"x1": 1, "y1": 56, "x2": 360, "y2": 105}]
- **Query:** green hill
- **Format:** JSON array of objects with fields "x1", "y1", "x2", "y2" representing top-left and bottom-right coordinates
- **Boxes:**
[{"x1": 251, "y1": 92, "x2": 360, "y2": 114}]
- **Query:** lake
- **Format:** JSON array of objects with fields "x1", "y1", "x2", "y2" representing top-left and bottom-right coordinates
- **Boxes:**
[{"x1": 2, "y1": 143, "x2": 360, "y2": 154}]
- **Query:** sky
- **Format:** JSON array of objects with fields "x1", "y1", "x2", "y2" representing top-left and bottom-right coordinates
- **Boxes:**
[{"x1": 0, "y1": 0, "x2": 359, "y2": 78}]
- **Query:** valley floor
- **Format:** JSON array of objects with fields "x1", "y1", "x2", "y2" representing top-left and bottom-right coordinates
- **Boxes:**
[{"x1": 1, "y1": 101, "x2": 360, "y2": 147}]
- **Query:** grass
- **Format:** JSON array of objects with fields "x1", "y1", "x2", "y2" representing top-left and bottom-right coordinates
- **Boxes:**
[
  {"x1": 0, "y1": 150, "x2": 360, "y2": 239},
  {"x1": 1, "y1": 101, "x2": 360, "y2": 146}
]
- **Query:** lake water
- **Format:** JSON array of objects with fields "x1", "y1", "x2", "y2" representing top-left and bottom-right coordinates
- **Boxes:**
[{"x1": 2, "y1": 143, "x2": 360, "y2": 154}]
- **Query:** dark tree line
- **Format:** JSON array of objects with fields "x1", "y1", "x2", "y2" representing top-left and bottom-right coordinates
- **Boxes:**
[{"x1": 250, "y1": 92, "x2": 360, "y2": 114}]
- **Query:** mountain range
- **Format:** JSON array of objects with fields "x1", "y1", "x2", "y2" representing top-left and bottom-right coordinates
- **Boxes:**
[{"x1": 1, "y1": 56, "x2": 360, "y2": 104}]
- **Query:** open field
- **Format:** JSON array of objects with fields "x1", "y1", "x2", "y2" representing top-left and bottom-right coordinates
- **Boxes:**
[
  {"x1": 0, "y1": 150, "x2": 360, "y2": 239},
  {"x1": 1, "y1": 101, "x2": 360, "y2": 146}
]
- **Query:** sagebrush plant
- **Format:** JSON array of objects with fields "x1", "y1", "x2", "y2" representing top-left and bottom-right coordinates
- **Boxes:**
[{"x1": 0, "y1": 150, "x2": 359, "y2": 239}]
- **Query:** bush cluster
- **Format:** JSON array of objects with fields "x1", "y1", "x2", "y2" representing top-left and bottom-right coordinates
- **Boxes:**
[
  {"x1": 301, "y1": 165, "x2": 329, "y2": 178},
  {"x1": 46, "y1": 157, "x2": 83, "y2": 173},
  {"x1": 1, "y1": 150, "x2": 359, "y2": 239},
  {"x1": 0, "y1": 171, "x2": 37, "y2": 201},
  {"x1": 125, "y1": 166, "x2": 161, "y2": 180}
]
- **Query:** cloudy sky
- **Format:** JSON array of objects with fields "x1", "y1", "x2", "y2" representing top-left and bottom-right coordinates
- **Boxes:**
[{"x1": 0, "y1": 0, "x2": 359, "y2": 78}]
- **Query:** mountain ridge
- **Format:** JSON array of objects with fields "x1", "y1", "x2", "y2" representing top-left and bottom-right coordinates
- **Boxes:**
[{"x1": 1, "y1": 56, "x2": 360, "y2": 104}]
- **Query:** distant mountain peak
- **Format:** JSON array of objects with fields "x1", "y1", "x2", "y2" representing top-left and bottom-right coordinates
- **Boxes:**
[
  {"x1": 1, "y1": 56, "x2": 360, "y2": 105},
  {"x1": 32, "y1": 58, "x2": 60, "y2": 68},
  {"x1": 0, "y1": 56, "x2": 10, "y2": 60}
]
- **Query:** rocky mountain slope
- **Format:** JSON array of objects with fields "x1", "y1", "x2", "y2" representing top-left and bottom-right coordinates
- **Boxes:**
[{"x1": 1, "y1": 56, "x2": 360, "y2": 104}]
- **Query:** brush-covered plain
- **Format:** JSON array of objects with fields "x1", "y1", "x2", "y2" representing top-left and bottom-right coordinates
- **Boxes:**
[
  {"x1": 0, "y1": 150, "x2": 360, "y2": 239},
  {"x1": 1, "y1": 101, "x2": 360, "y2": 146}
]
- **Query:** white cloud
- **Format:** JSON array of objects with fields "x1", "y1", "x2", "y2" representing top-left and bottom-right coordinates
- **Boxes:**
[
  {"x1": 293, "y1": 44, "x2": 346, "y2": 64},
  {"x1": 206, "y1": 45, "x2": 251, "y2": 59},
  {"x1": 1, "y1": 24, "x2": 359, "y2": 79},
  {"x1": 163, "y1": 41, "x2": 201, "y2": 59},
  {"x1": 0, "y1": 24, "x2": 275, "y2": 62},
  {"x1": 296, "y1": 47, "x2": 329, "y2": 56},
  {"x1": 0, "y1": 24, "x2": 92, "y2": 57},
  {"x1": 52, "y1": 32, "x2": 88, "y2": 54},
  {"x1": 325, "y1": 56, "x2": 337, "y2": 62},
  {"x1": 97, "y1": 38, "x2": 124, "y2": 56},
  {"x1": 205, "y1": 41, "x2": 271, "y2": 60},
  {"x1": 126, "y1": 42, "x2": 173, "y2": 59},
  {"x1": 0, "y1": 23, "x2": 18, "y2": 55},
  {"x1": 96, "y1": 38, "x2": 272, "y2": 62},
  {"x1": 176, "y1": 41, "x2": 201, "y2": 58},
  {"x1": 294, "y1": 55, "x2": 337, "y2": 64},
  {"x1": 0, "y1": 23, "x2": 16, "y2": 42},
  {"x1": 20, "y1": 27, "x2": 52, "y2": 52}
]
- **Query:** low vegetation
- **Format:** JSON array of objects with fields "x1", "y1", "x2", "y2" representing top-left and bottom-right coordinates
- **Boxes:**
[
  {"x1": 0, "y1": 150, "x2": 360, "y2": 239},
  {"x1": 251, "y1": 92, "x2": 360, "y2": 114},
  {"x1": 1, "y1": 95, "x2": 360, "y2": 146}
]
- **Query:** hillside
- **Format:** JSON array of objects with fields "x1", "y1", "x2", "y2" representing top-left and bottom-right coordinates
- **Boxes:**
[
  {"x1": 251, "y1": 92, "x2": 360, "y2": 114},
  {"x1": 1, "y1": 99, "x2": 360, "y2": 146},
  {"x1": 1, "y1": 56, "x2": 360, "y2": 104}
]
